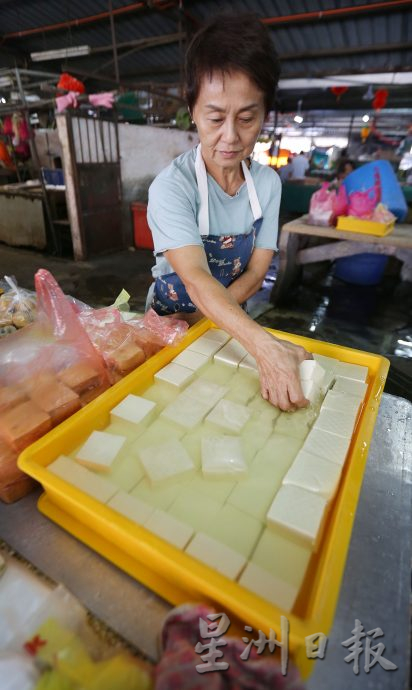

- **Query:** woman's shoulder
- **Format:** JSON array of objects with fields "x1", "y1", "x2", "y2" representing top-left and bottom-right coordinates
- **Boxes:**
[{"x1": 251, "y1": 160, "x2": 281, "y2": 202}]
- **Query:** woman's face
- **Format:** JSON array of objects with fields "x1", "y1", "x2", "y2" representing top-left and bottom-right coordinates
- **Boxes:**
[{"x1": 192, "y1": 70, "x2": 266, "y2": 169}]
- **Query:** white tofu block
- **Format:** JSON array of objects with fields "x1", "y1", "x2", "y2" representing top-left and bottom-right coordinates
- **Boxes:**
[
  {"x1": 323, "y1": 389, "x2": 362, "y2": 416},
  {"x1": 282, "y1": 450, "x2": 342, "y2": 500},
  {"x1": 274, "y1": 406, "x2": 317, "y2": 440},
  {"x1": 76, "y1": 431, "x2": 126, "y2": 472},
  {"x1": 187, "y1": 336, "x2": 225, "y2": 357},
  {"x1": 184, "y1": 379, "x2": 228, "y2": 408},
  {"x1": 130, "y1": 418, "x2": 184, "y2": 454},
  {"x1": 201, "y1": 434, "x2": 247, "y2": 479},
  {"x1": 248, "y1": 394, "x2": 280, "y2": 424},
  {"x1": 214, "y1": 339, "x2": 248, "y2": 368},
  {"x1": 104, "y1": 420, "x2": 142, "y2": 446},
  {"x1": 241, "y1": 418, "x2": 274, "y2": 463},
  {"x1": 186, "y1": 532, "x2": 246, "y2": 580},
  {"x1": 266, "y1": 485, "x2": 328, "y2": 550},
  {"x1": 188, "y1": 474, "x2": 235, "y2": 503},
  {"x1": 203, "y1": 328, "x2": 231, "y2": 345},
  {"x1": 108, "y1": 490, "x2": 154, "y2": 525},
  {"x1": 145, "y1": 509, "x2": 194, "y2": 549},
  {"x1": 224, "y1": 373, "x2": 260, "y2": 405},
  {"x1": 334, "y1": 361, "x2": 368, "y2": 382},
  {"x1": 199, "y1": 363, "x2": 235, "y2": 385},
  {"x1": 228, "y1": 474, "x2": 280, "y2": 521},
  {"x1": 172, "y1": 350, "x2": 210, "y2": 372},
  {"x1": 138, "y1": 439, "x2": 195, "y2": 484},
  {"x1": 301, "y1": 378, "x2": 323, "y2": 404},
  {"x1": 181, "y1": 430, "x2": 203, "y2": 468},
  {"x1": 239, "y1": 562, "x2": 298, "y2": 612},
  {"x1": 313, "y1": 353, "x2": 339, "y2": 372},
  {"x1": 303, "y1": 428, "x2": 351, "y2": 467},
  {"x1": 299, "y1": 360, "x2": 325, "y2": 383},
  {"x1": 239, "y1": 353, "x2": 258, "y2": 374},
  {"x1": 205, "y1": 504, "x2": 263, "y2": 558},
  {"x1": 109, "y1": 450, "x2": 145, "y2": 491},
  {"x1": 253, "y1": 434, "x2": 303, "y2": 476},
  {"x1": 161, "y1": 392, "x2": 211, "y2": 430},
  {"x1": 168, "y1": 489, "x2": 222, "y2": 532},
  {"x1": 131, "y1": 477, "x2": 185, "y2": 510},
  {"x1": 251, "y1": 528, "x2": 312, "y2": 590},
  {"x1": 313, "y1": 406, "x2": 358, "y2": 439},
  {"x1": 333, "y1": 376, "x2": 368, "y2": 398},
  {"x1": 320, "y1": 369, "x2": 336, "y2": 394},
  {"x1": 141, "y1": 383, "x2": 178, "y2": 411},
  {"x1": 205, "y1": 399, "x2": 251, "y2": 434},
  {"x1": 49, "y1": 455, "x2": 117, "y2": 503},
  {"x1": 154, "y1": 362, "x2": 194, "y2": 388},
  {"x1": 111, "y1": 394, "x2": 156, "y2": 429}
]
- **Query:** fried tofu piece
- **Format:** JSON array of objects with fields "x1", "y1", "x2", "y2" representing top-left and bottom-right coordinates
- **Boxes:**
[
  {"x1": 109, "y1": 342, "x2": 145, "y2": 374},
  {"x1": 57, "y1": 362, "x2": 101, "y2": 394},
  {"x1": 31, "y1": 381, "x2": 81, "y2": 425},
  {"x1": 0, "y1": 400, "x2": 52, "y2": 452}
]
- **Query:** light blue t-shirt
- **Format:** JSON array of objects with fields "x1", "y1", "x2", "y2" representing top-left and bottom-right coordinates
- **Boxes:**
[{"x1": 147, "y1": 147, "x2": 281, "y2": 280}]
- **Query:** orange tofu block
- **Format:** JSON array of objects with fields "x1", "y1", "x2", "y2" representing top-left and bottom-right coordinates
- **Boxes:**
[
  {"x1": 0, "y1": 400, "x2": 52, "y2": 452},
  {"x1": 0, "y1": 438, "x2": 20, "y2": 484},
  {"x1": 0, "y1": 474, "x2": 36, "y2": 503},
  {"x1": 110, "y1": 342, "x2": 145, "y2": 374},
  {"x1": 31, "y1": 381, "x2": 81, "y2": 425},
  {"x1": 0, "y1": 386, "x2": 27, "y2": 414},
  {"x1": 19, "y1": 372, "x2": 57, "y2": 396},
  {"x1": 57, "y1": 362, "x2": 101, "y2": 394}
]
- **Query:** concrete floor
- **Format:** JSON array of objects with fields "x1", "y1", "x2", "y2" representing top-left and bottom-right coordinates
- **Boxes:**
[{"x1": 2, "y1": 240, "x2": 411, "y2": 401}]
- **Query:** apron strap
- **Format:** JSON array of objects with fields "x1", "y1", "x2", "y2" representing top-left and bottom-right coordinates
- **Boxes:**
[{"x1": 195, "y1": 144, "x2": 263, "y2": 236}]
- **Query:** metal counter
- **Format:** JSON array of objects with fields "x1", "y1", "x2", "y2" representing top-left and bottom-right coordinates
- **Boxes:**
[{"x1": 0, "y1": 393, "x2": 411, "y2": 688}]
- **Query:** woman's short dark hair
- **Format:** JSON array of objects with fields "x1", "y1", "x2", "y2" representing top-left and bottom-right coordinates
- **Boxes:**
[{"x1": 185, "y1": 14, "x2": 280, "y2": 115}]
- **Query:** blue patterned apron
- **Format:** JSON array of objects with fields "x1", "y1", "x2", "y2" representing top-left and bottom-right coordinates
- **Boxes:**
[{"x1": 151, "y1": 144, "x2": 263, "y2": 315}]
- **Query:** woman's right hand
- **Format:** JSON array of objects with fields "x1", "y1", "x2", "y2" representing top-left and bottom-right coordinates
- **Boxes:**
[{"x1": 254, "y1": 332, "x2": 312, "y2": 411}]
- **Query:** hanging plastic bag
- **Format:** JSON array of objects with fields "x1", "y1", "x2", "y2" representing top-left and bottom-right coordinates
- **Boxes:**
[{"x1": 308, "y1": 183, "x2": 336, "y2": 227}]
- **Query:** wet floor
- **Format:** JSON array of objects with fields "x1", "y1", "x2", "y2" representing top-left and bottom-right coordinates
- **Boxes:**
[{"x1": 2, "y1": 241, "x2": 411, "y2": 402}]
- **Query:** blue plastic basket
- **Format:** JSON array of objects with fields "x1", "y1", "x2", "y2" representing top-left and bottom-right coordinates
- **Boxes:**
[
  {"x1": 334, "y1": 253, "x2": 389, "y2": 286},
  {"x1": 42, "y1": 168, "x2": 64, "y2": 186}
]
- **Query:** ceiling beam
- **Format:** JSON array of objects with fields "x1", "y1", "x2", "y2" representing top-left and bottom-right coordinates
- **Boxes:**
[
  {"x1": 282, "y1": 42, "x2": 412, "y2": 61},
  {"x1": 91, "y1": 32, "x2": 185, "y2": 56},
  {"x1": 262, "y1": 0, "x2": 412, "y2": 26}
]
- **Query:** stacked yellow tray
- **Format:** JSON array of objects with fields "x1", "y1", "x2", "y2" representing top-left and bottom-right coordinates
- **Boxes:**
[
  {"x1": 336, "y1": 215, "x2": 395, "y2": 236},
  {"x1": 18, "y1": 320, "x2": 389, "y2": 679}
]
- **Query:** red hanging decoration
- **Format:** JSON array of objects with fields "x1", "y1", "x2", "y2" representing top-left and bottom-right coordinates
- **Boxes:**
[
  {"x1": 330, "y1": 86, "x2": 349, "y2": 101},
  {"x1": 372, "y1": 88, "x2": 388, "y2": 111},
  {"x1": 57, "y1": 72, "x2": 86, "y2": 94}
]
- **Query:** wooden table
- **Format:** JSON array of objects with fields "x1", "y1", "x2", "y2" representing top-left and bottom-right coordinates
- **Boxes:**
[{"x1": 271, "y1": 215, "x2": 412, "y2": 305}]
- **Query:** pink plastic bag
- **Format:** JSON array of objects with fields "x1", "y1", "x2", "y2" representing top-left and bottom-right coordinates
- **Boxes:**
[
  {"x1": 333, "y1": 185, "x2": 348, "y2": 218},
  {"x1": 308, "y1": 183, "x2": 336, "y2": 227},
  {"x1": 347, "y1": 168, "x2": 381, "y2": 219}
]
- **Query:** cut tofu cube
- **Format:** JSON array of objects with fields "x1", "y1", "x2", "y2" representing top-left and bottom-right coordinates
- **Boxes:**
[
  {"x1": 241, "y1": 418, "x2": 273, "y2": 464},
  {"x1": 75, "y1": 430, "x2": 126, "y2": 472},
  {"x1": 188, "y1": 474, "x2": 235, "y2": 504},
  {"x1": 138, "y1": 439, "x2": 195, "y2": 484},
  {"x1": 186, "y1": 532, "x2": 246, "y2": 580},
  {"x1": 181, "y1": 430, "x2": 203, "y2": 468},
  {"x1": 201, "y1": 434, "x2": 247, "y2": 479},
  {"x1": 320, "y1": 369, "x2": 336, "y2": 394},
  {"x1": 248, "y1": 394, "x2": 280, "y2": 424},
  {"x1": 104, "y1": 420, "x2": 142, "y2": 446},
  {"x1": 313, "y1": 406, "x2": 358, "y2": 439},
  {"x1": 333, "y1": 377, "x2": 368, "y2": 398},
  {"x1": 109, "y1": 450, "x2": 145, "y2": 491},
  {"x1": 141, "y1": 383, "x2": 178, "y2": 411},
  {"x1": 108, "y1": 490, "x2": 154, "y2": 525},
  {"x1": 184, "y1": 379, "x2": 228, "y2": 408},
  {"x1": 30, "y1": 381, "x2": 80, "y2": 426},
  {"x1": 251, "y1": 528, "x2": 312, "y2": 597},
  {"x1": 303, "y1": 428, "x2": 351, "y2": 467},
  {"x1": 205, "y1": 504, "x2": 263, "y2": 558},
  {"x1": 203, "y1": 329, "x2": 231, "y2": 345},
  {"x1": 111, "y1": 394, "x2": 156, "y2": 430},
  {"x1": 299, "y1": 360, "x2": 325, "y2": 383},
  {"x1": 313, "y1": 353, "x2": 339, "y2": 372},
  {"x1": 145, "y1": 509, "x2": 194, "y2": 549},
  {"x1": 205, "y1": 399, "x2": 251, "y2": 434},
  {"x1": 252, "y1": 434, "x2": 303, "y2": 476},
  {"x1": 266, "y1": 485, "x2": 328, "y2": 550},
  {"x1": 49, "y1": 455, "x2": 116, "y2": 503},
  {"x1": 323, "y1": 389, "x2": 362, "y2": 416},
  {"x1": 224, "y1": 373, "x2": 260, "y2": 405},
  {"x1": 172, "y1": 350, "x2": 210, "y2": 372},
  {"x1": 187, "y1": 335, "x2": 225, "y2": 357},
  {"x1": 301, "y1": 378, "x2": 323, "y2": 404},
  {"x1": 161, "y1": 392, "x2": 211, "y2": 430},
  {"x1": 130, "y1": 418, "x2": 184, "y2": 454},
  {"x1": 228, "y1": 473, "x2": 281, "y2": 521},
  {"x1": 57, "y1": 362, "x2": 101, "y2": 394},
  {"x1": 168, "y1": 490, "x2": 222, "y2": 532},
  {"x1": 239, "y1": 562, "x2": 298, "y2": 612},
  {"x1": 154, "y1": 362, "x2": 194, "y2": 388},
  {"x1": 239, "y1": 353, "x2": 258, "y2": 374},
  {"x1": 199, "y1": 363, "x2": 235, "y2": 385},
  {"x1": 214, "y1": 339, "x2": 248, "y2": 368},
  {"x1": 334, "y1": 361, "x2": 368, "y2": 382},
  {"x1": 131, "y1": 477, "x2": 185, "y2": 511},
  {"x1": 282, "y1": 449, "x2": 342, "y2": 500},
  {"x1": 274, "y1": 406, "x2": 317, "y2": 440},
  {"x1": 0, "y1": 400, "x2": 51, "y2": 452}
]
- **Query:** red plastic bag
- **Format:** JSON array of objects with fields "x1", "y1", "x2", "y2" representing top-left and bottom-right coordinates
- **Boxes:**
[{"x1": 308, "y1": 183, "x2": 336, "y2": 227}]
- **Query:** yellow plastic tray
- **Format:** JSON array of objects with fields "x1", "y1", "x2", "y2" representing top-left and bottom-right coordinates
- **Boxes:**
[
  {"x1": 18, "y1": 320, "x2": 389, "y2": 679},
  {"x1": 336, "y1": 215, "x2": 395, "y2": 236}
]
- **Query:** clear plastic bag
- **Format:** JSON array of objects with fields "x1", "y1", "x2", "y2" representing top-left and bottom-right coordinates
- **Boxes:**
[
  {"x1": 0, "y1": 276, "x2": 36, "y2": 330},
  {"x1": 308, "y1": 183, "x2": 336, "y2": 227}
]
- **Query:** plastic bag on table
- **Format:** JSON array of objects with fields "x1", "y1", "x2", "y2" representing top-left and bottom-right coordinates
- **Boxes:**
[
  {"x1": 0, "y1": 276, "x2": 37, "y2": 330},
  {"x1": 332, "y1": 184, "x2": 348, "y2": 218},
  {"x1": 308, "y1": 183, "x2": 336, "y2": 226},
  {"x1": 347, "y1": 167, "x2": 381, "y2": 219},
  {"x1": 371, "y1": 202, "x2": 396, "y2": 224}
]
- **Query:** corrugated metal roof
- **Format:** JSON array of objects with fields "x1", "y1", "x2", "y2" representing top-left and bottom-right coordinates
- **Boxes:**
[{"x1": 0, "y1": 0, "x2": 411, "y2": 103}]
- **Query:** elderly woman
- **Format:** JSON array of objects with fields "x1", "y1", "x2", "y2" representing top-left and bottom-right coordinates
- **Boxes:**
[{"x1": 147, "y1": 14, "x2": 311, "y2": 411}]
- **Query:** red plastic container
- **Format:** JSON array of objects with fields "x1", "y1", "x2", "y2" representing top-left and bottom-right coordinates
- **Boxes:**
[{"x1": 131, "y1": 202, "x2": 154, "y2": 250}]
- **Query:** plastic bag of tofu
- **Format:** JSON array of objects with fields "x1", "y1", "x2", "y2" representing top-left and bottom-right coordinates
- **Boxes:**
[{"x1": 0, "y1": 269, "x2": 109, "y2": 502}]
